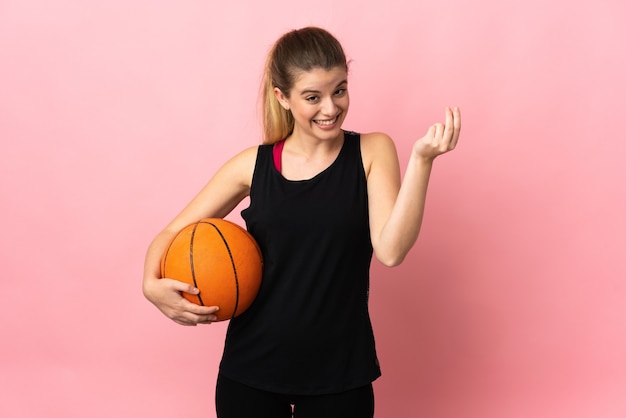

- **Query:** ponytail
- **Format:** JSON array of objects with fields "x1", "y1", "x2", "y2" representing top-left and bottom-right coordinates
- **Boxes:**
[{"x1": 262, "y1": 53, "x2": 294, "y2": 144}]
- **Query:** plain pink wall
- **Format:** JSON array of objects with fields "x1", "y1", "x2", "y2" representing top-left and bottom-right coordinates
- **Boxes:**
[{"x1": 1, "y1": 1, "x2": 624, "y2": 417}]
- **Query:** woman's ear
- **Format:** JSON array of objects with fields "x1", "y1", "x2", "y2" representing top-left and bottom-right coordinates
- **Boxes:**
[{"x1": 273, "y1": 87, "x2": 290, "y2": 110}]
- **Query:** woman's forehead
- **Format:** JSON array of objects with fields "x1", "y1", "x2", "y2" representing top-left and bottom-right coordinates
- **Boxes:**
[{"x1": 292, "y1": 67, "x2": 348, "y2": 91}]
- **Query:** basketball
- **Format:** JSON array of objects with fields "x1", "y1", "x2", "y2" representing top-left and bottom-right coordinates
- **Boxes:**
[{"x1": 160, "y1": 218, "x2": 263, "y2": 322}]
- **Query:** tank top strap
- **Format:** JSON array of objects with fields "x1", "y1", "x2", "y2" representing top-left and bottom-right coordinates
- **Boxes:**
[{"x1": 272, "y1": 139, "x2": 286, "y2": 173}]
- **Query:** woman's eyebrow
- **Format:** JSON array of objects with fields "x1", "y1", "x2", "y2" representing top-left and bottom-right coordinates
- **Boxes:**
[{"x1": 299, "y1": 80, "x2": 348, "y2": 95}]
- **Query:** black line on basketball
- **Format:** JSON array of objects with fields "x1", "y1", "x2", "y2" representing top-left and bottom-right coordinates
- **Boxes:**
[
  {"x1": 161, "y1": 239, "x2": 173, "y2": 278},
  {"x1": 161, "y1": 228, "x2": 182, "y2": 278},
  {"x1": 189, "y1": 222, "x2": 204, "y2": 306},
  {"x1": 204, "y1": 221, "x2": 240, "y2": 320}
]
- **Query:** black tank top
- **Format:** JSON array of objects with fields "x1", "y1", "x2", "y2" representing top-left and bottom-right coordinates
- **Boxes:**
[{"x1": 219, "y1": 131, "x2": 381, "y2": 395}]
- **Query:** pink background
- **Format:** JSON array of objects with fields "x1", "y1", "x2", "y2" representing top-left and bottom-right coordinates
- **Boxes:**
[{"x1": 1, "y1": 0, "x2": 625, "y2": 417}]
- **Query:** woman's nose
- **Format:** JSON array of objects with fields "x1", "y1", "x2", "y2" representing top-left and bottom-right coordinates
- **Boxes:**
[{"x1": 320, "y1": 98, "x2": 338, "y2": 116}]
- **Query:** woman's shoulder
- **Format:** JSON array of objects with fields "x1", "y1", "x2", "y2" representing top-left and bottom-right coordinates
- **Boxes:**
[
  {"x1": 358, "y1": 130, "x2": 397, "y2": 156},
  {"x1": 355, "y1": 131, "x2": 399, "y2": 177},
  {"x1": 344, "y1": 130, "x2": 395, "y2": 150},
  {"x1": 224, "y1": 145, "x2": 260, "y2": 167},
  {"x1": 216, "y1": 145, "x2": 260, "y2": 186},
  {"x1": 359, "y1": 131, "x2": 394, "y2": 145}
]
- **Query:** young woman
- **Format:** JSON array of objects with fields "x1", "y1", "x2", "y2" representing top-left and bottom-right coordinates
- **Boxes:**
[{"x1": 143, "y1": 26, "x2": 461, "y2": 418}]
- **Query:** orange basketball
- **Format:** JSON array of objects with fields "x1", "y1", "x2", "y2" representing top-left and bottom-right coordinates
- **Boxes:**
[{"x1": 160, "y1": 218, "x2": 263, "y2": 322}]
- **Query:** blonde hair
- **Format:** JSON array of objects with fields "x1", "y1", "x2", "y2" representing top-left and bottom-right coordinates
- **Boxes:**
[{"x1": 261, "y1": 27, "x2": 348, "y2": 144}]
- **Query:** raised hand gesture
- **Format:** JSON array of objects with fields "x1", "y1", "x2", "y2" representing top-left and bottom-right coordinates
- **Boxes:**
[{"x1": 413, "y1": 107, "x2": 461, "y2": 161}]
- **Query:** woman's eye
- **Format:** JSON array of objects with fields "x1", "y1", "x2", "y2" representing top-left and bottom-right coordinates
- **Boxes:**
[
  {"x1": 335, "y1": 88, "x2": 346, "y2": 96},
  {"x1": 306, "y1": 96, "x2": 319, "y2": 102}
]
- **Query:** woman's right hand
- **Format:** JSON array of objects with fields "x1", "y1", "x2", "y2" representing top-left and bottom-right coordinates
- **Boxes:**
[
  {"x1": 143, "y1": 276, "x2": 220, "y2": 326},
  {"x1": 141, "y1": 146, "x2": 258, "y2": 326}
]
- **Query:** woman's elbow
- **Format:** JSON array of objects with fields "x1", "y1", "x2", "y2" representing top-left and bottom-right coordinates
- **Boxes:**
[{"x1": 374, "y1": 251, "x2": 407, "y2": 267}]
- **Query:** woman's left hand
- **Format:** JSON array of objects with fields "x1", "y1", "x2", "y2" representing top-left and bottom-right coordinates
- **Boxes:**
[{"x1": 413, "y1": 107, "x2": 461, "y2": 161}]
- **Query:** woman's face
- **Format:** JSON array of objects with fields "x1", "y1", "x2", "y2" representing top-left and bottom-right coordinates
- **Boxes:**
[{"x1": 275, "y1": 66, "x2": 349, "y2": 142}]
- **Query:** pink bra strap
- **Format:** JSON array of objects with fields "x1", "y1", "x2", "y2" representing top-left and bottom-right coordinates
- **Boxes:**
[{"x1": 272, "y1": 139, "x2": 285, "y2": 173}]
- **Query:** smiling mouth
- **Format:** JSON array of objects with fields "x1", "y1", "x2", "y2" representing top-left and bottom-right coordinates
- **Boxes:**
[{"x1": 313, "y1": 116, "x2": 338, "y2": 126}]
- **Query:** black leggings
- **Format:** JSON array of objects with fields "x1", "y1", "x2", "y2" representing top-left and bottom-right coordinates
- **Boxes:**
[{"x1": 215, "y1": 374, "x2": 375, "y2": 418}]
